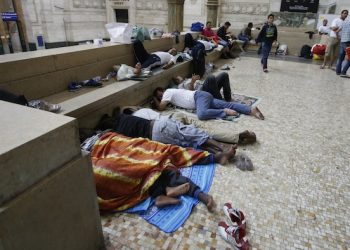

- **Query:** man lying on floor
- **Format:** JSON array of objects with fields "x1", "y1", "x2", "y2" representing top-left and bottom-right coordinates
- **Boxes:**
[
  {"x1": 96, "y1": 111, "x2": 242, "y2": 154},
  {"x1": 171, "y1": 72, "x2": 233, "y2": 102},
  {"x1": 152, "y1": 87, "x2": 264, "y2": 121},
  {"x1": 121, "y1": 106, "x2": 256, "y2": 145},
  {"x1": 82, "y1": 132, "x2": 236, "y2": 212}
]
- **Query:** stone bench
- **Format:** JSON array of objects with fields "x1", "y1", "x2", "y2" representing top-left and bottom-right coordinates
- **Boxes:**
[{"x1": 1, "y1": 33, "x2": 221, "y2": 129}]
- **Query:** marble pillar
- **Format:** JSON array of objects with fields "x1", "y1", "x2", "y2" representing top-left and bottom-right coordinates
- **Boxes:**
[
  {"x1": 167, "y1": 0, "x2": 185, "y2": 32},
  {"x1": 206, "y1": 0, "x2": 218, "y2": 26}
]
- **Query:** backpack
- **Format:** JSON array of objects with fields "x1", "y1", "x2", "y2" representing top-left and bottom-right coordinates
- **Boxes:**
[
  {"x1": 311, "y1": 44, "x2": 326, "y2": 55},
  {"x1": 191, "y1": 22, "x2": 204, "y2": 32},
  {"x1": 300, "y1": 45, "x2": 312, "y2": 59},
  {"x1": 184, "y1": 33, "x2": 195, "y2": 50},
  {"x1": 131, "y1": 26, "x2": 151, "y2": 42},
  {"x1": 0, "y1": 89, "x2": 28, "y2": 106},
  {"x1": 191, "y1": 42, "x2": 206, "y2": 77}
]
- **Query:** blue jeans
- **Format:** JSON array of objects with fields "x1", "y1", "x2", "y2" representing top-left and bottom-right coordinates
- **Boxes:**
[
  {"x1": 218, "y1": 39, "x2": 228, "y2": 47},
  {"x1": 238, "y1": 34, "x2": 249, "y2": 46},
  {"x1": 261, "y1": 42, "x2": 272, "y2": 69},
  {"x1": 336, "y1": 42, "x2": 350, "y2": 75},
  {"x1": 194, "y1": 91, "x2": 251, "y2": 120}
]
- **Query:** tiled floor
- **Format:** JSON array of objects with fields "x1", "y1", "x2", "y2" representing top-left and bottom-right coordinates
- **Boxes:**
[{"x1": 101, "y1": 57, "x2": 350, "y2": 249}]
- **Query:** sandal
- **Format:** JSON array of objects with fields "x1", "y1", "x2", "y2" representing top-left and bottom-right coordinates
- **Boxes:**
[{"x1": 82, "y1": 79, "x2": 103, "y2": 88}]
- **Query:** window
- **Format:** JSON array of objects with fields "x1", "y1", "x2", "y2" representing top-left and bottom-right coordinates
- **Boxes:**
[{"x1": 115, "y1": 9, "x2": 129, "y2": 23}]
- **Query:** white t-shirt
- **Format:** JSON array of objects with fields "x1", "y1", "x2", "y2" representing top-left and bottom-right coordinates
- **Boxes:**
[
  {"x1": 318, "y1": 25, "x2": 330, "y2": 35},
  {"x1": 162, "y1": 89, "x2": 196, "y2": 109},
  {"x1": 330, "y1": 18, "x2": 343, "y2": 38},
  {"x1": 198, "y1": 40, "x2": 215, "y2": 51},
  {"x1": 153, "y1": 52, "x2": 177, "y2": 65},
  {"x1": 133, "y1": 108, "x2": 163, "y2": 120}
]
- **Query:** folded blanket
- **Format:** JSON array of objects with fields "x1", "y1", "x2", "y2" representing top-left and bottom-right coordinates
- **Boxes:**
[{"x1": 91, "y1": 132, "x2": 210, "y2": 212}]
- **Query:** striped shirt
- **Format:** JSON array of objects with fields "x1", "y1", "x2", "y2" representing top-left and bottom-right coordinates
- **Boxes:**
[{"x1": 341, "y1": 20, "x2": 350, "y2": 42}]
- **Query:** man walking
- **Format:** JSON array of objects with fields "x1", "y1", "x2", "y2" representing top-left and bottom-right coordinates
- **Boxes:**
[{"x1": 336, "y1": 15, "x2": 350, "y2": 77}]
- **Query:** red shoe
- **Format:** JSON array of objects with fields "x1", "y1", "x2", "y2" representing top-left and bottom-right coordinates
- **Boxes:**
[
  {"x1": 218, "y1": 221, "x2": 250, "y2": 250},
  {"x1": 223, "y1": 203, "x2": 246, "y2": 230}
]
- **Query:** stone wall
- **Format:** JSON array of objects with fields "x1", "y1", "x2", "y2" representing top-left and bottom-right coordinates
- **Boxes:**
[{"x1": 19, "y1": 0, "x2": 350, "y2": 48}]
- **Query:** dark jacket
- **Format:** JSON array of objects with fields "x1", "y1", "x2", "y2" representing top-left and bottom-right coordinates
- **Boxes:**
[
  {"x1": 217, "y1": 26, "x2": 228, "y2": 41},
  {"x1": 256, "y1": 23, "x2": 278, "y2": 45}
]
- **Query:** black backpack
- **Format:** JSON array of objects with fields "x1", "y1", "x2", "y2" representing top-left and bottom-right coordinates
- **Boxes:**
[
  {"x1": 0, "y1": 89, "x2": 28, "y2": 106},
  {"x1": 191, "y1": 42, "x2": 206, "y2": 77},
  {"x1": 300, "y1": 45, "x2": 312, "y2": 59}
]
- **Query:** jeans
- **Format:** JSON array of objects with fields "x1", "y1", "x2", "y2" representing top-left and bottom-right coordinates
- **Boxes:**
[
  {"x1": 336, "y1": 41, "x2": 350, "y2": 75},
  {"x1": 238, "y1": 34, "x2": 249, "y2": 46},
  {"x1": 152, "y1": 116, "x2": 210, "y2": 148},
  {"x1": 202, "y1": 72, "x2": 232, "y2": 102},
  {"x1": 261, "y1": 42, "x2": 272, "y2": 69},
  {"x1": 218, "y1": 39, "x2": 228, "y2": 47},
  {"x1": 194, "y1": 91, "x2": 251, "y2": 120}
]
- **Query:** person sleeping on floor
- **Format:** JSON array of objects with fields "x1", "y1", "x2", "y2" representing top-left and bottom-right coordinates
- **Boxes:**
[{"x1": 82, "y1": 132, "x2": 236, "y2": 212}]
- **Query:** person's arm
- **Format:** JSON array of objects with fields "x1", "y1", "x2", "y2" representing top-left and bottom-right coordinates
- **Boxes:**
[
  {"x1": 188, "y1": 75, "x2": 200, "y2": 90},
  {"x1": 162, "y1": 61, "x2": 174, "y2": 69},
  {"x1": 256, "y1": 25, "x2": 266, "y2": 43},
  {"x1": 273, "y1": 26, "x2": 278, "y2": 43},
  {"x1": 152, "y1": 96, "x2": 169, "y2": 111}
]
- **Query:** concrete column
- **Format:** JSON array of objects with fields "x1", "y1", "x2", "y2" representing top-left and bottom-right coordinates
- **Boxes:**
[
  {"x1": 167, "y1": 0, "x2": 185, "y2": 32},
  {"x1": 13, "y1": 0, "x2": 29, "y2": 51},
  {"x1": 206, "y1": 0, "x2": 219, "y2": 27}
]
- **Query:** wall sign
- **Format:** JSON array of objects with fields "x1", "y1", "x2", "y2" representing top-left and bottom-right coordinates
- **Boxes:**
[
  {"x1": 1, "y1": 12, "x2": 18, "y2": 21},
  {"x1": 280, "y1": 0, "x2": 319, "y2": 13}
]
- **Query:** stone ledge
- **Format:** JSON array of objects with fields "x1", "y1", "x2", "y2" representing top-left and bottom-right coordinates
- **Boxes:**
[{"x1": 0, "y1": 101, "x2": 81, "y2": 205}]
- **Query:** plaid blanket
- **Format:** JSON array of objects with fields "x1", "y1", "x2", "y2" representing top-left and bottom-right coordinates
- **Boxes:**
[{"x1": 91, "y1": 132, "x2": 210, "y2": 212}]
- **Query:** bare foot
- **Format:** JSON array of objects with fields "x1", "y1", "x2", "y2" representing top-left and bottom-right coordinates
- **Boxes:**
[
  {"x1": 215, "y1": 145, "x2": 237, "y2": 165},
  {"x1": 155, "y1": 195, "x2": 181, "y2": 207},
  {"x1": 250, "y1": 107, "x2": 265, "y2": 120},
  {"x1": 198, "y1": 193, "x2": 216, "y2": 212},
  {"x1": 238, "y1": 130, "x2": 257, "y2": 145},
  {"x1": 166, "y1": 183, "x2": 190, "y2": 197},
  {"x1": 224, "y1": 108, "x2": 238, "y2": 116}
]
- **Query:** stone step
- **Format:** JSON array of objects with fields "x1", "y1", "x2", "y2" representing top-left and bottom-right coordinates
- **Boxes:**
[
  {"x1": 0, "y1": 154, "x2": 104, "y2": 250},
  {"x1": 0, "y1": 101, "x2": 81, "y2": 205}
]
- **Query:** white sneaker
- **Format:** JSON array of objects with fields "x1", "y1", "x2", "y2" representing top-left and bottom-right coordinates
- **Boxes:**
[{"x1": 218, "y1": 221, "x2": 249, "y2": 250}]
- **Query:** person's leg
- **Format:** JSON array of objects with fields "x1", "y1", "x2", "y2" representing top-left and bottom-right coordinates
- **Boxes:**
[
  {"x1": 133, "y1": 40, "x2": 151, "y2": 64},
  {"x1": 336, "y1": 42, "x2": 346, "y2": 74},
  {"x1": 141, "y1": 54, "x2": 161, "y2": 69},
  {"x1": 340, "y1": 42, "x2": 350, "y2": 75},
  {"x1": 171, "y1": 112, "x2": 241, "y2": 144},
  {"x1": 262, "y1": 42, "x2": 272, "y2": 70},
  {"x1": 194, "y1": 91, "x2": 226, "y2": 120},
  {"x1": 211, "y1": 98, "x2": 251, "y2": 115},
  {"x1": 202, "y1": 75, "x2": 223, "y2": 100},
  {"x1": 330, "y1": 40, "x2": 339, "y2": 68},
  {"x1": 166, "y1": 170, "x2": 215, "y2": 211},
  {"x1": 152, "y1": 117, "x2": 210, "y2": 148},
  {"x1": 215, "y1": 72, "x2": 232, "y2": 102},
  {"x1": 321, "y1": 38, "x2": 333, "y2": 68}
]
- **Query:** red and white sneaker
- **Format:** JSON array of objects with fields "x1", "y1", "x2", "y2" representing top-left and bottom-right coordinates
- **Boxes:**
[
  {"x1": 218, "y1": 221, "x2": 250, "y2": 250},
  {"x1": 223, "y1": 203, "x2": 246, "y2": 231}
]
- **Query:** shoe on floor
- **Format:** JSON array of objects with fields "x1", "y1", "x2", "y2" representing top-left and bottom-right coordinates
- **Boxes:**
[
  {"x1": 263, "y1": 68, "x2": 268, "y2": 73},
  {"x1": 340, "y1": 74, "x2": 350, "y2": 78},
  {"x1": 223, "y1": 203, "x2": 247, "y2": 230},
  {"x1": 28, "y1": 100, "x2": 61, "y2": 113},
  {"x1": 218, "y1": 221, "x2": 249, "y2": 250}
]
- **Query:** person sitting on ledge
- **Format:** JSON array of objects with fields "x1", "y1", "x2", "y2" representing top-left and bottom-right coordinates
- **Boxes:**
[
  {"x1": 201, "y1": 21, "x2": 233, "y2": 59},
  {"x1": 133, "y1": 40, "x2": 178, "y2": 73},
  {"x1": 152, "y1": 87, "x2": 265, "y2": 121}
]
